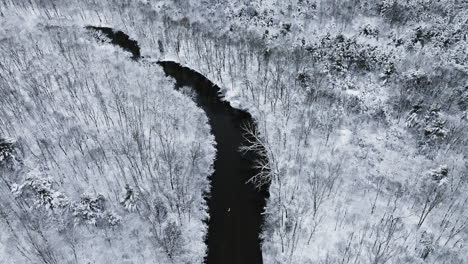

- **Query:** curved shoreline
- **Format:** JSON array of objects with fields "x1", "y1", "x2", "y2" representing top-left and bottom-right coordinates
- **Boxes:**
[{"x1": 87, "y1": 26, "x2": 269, "y2": 264}]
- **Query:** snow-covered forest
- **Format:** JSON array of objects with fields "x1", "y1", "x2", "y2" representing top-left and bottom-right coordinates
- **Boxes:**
[{"x1": 1, "y1": 1, "x2": 467, "y2": 263}]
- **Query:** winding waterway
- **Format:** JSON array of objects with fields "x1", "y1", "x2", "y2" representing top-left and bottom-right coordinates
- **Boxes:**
[{"x1": 87, "y1": 26, "x2": 268, "y2": 264}]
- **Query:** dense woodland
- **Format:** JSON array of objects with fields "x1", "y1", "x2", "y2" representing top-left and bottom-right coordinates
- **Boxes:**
[
  {"x1": 1, "y1": 0, "x2": 467, "y2": 263},
  {"x1": 0, "y1": 8, "x2": 215, "y2": 263}
]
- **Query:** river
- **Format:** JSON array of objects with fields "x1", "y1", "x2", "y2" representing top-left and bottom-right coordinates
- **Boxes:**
[{"x1": 87, "y1": 26, "x2": 268, "y2": 264}]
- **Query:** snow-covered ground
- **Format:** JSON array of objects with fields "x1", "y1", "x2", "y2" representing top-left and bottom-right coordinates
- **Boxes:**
[
  {"x1": 153, "y1": 1, "x2": 468, "y2": 263},
  {"x1": 1, "y1": 1, "x2": 467, "y2": 264},
  {"x1": 0, "y1": 9, "x2": 214, "y2": 264}
]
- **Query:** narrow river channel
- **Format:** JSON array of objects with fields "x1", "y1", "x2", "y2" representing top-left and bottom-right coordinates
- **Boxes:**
[{"x1": 87, "y1": 26, "x2": 268, "y2": 264}]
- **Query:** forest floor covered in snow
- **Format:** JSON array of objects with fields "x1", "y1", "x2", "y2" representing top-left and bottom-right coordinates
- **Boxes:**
[
  {"x1": 1, "y1": 1, "x2": 468, "y2": 264},
  {"x1": 0, "y1": 7, "x2": 215, "y2": 264},
  {"x1": 155, "y1": 1, "x2": 468, "y2": 263}
]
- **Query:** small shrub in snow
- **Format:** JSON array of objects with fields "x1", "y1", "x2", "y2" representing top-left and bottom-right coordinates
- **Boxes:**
[
  {"x1": 152, "y1": 199, "x2": 168, "y2": 224},
  {"x1": 406, "y1": 102, "x2": 424, "y2": 129},
  {"x1": 423, "y1": 107, "x2": 448, "y2": 142},
  {"x1": 379, "y1": 0, "x2": 408, "y2": 24},
  {"x1": 0, "y1": 136, "x2": 21, "y2": 169},
  {"x1": 120, "y1": 184, "x2": 139, "y2": 212},
  {"x1": 416, "y1": 165, "x2": 449, "y2": 227},
  {"x1": 401, "y1": 69, "x2": 432, "y2": 93},
  {"x1": 359, "y1": 24, "x2": 379, "y2": 38},
  {"x1": 105, "y1": 211, "x2": 122, "y2": 227},
  {"x1": 416, "y1": 231, "x2": 435, "y2": 260},
  {"x1": 456, "y1": 85, "x2": 468, "y2": 111},
  {"x1": 406, "y1": 105, "x2": 448, "y2": 152},
  {"x1": 380, "y1": 61, "x2": 396, "y2": 81},
  {"x1": 412, "y1": 26, "x2": 437, "y2": 47},
  {"x1": 11, "y1": 170, "x2": 69, "y2": 211},
  {"x1": 162, "y1": 221, "x2": 183, "y2": 259},
  {"x1": 86, "y1": 27, "x2": 111, "y2": 44},
  {"x1": 72, "y1": 194, "x2": 120, "y2": 227},
  {"x1": 427, "y1": 165, "x2": 449, "y2": 185}
]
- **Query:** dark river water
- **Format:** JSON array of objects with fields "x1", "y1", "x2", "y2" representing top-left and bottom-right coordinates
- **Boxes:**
[{"x1": 87, "y1": 26, "x2": 269, "y2": 264}]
